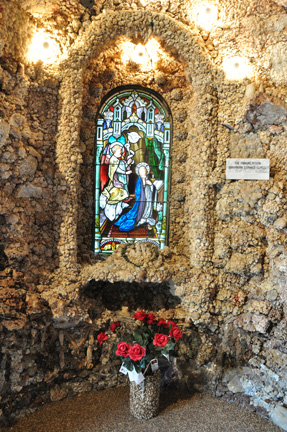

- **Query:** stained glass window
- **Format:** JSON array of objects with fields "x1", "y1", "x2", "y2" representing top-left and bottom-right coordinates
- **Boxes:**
[{"x1": 95, "y1": 87, "x2": 171, "y2": 254}]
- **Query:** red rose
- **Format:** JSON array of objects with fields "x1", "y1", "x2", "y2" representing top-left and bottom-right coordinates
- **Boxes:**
[
  {"x1": 157, "y1": 318, "x2": 169, "y2": 328},
  {"x1": 115, "y1": 342, "x2": 131, "y2": 357},
  {"x1": 133, "y1": 310, "x2": 147, "y2": 321},
  {"x1": 129, "y1": 344, "x2": 146, "y2": 361},
  {"x1": 97, "y1": 332, "x2": 108, "y2": 346},
  {"x1": 145, "y1": 313, "x2": 156, "y2": 324},
  {"x1": 110, "y1": 321, "x2": 121, "y2": 332},
  {"x1": 167, "y1": 320, "x2": 176, "y2": 328},
  {"x1": 169, "y1": 326, "x2": 182, "y2": 341},
  {"x1": 153, "y1": 333, "x2": 169, "y2": 347}
]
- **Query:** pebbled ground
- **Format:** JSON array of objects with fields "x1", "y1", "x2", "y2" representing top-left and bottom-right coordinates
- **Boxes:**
[{"x1": 5, "y1": 387, "x2": 283, "y2": 432}]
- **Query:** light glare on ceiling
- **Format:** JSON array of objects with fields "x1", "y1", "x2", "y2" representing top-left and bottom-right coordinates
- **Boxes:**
[
  {"x1": 193, "y1": 2, "x2": 218, "y2": 31},
  {"x1": 121, "y1": 39, "x2": 161, "y2": 70},
  {"x1": 27, "y1": 29, "x2": 60, "y2": 64},
  {"x1": 222, "y1": 56, "x2": 253, "y2": 81}
]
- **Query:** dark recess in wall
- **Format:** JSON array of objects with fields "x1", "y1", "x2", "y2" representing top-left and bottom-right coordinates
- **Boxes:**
[
  {"x1": 0, "y1": 245, "x2": 8, "y2": 271},
  {"x1": 80, "y1": 280, "x2": 181, "y2": 318}
]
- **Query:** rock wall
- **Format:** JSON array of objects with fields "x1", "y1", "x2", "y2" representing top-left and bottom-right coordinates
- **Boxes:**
[{"x1": 1, "y1": 0, "x2": 287, "y2": 430}]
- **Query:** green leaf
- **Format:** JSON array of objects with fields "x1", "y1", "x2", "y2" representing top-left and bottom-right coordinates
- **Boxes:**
[
  {"x1": 145, "y1": 353, "x2": 154, "y2": 363},
  {"x1": 134, "y1": 335, "x2": 144, "y2": 345},
  {"x1": 134, "y1": 362, "x2": 142, "y2": 373},
  {"x1": 133, "y1": 330, "x2": 144, "y2": 345},
  {"x1": 165, "y1": 340, "x2": 175, "y2": 351},
  {"x1": 124, "y1": 359, "x2": 134, "y2": 372}
]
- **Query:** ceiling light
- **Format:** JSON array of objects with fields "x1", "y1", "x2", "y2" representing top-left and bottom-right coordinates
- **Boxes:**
[
  {"x1": 222, "y1": 56, "x2": 253, "y2": 81},
  {"x1": 121, "y1": 39, "x2": 160, "y2": 70},
  {"x1": 27, "y1": 29, "x2": 60, "y2": 65},
  {"x1": 193, "y1": 2, "x2": 218, "y2": 31}
]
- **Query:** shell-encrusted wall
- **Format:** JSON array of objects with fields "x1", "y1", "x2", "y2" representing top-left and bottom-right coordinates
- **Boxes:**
[{"x1": 1, "y1": 0, "x2": 287, "y2": 430}]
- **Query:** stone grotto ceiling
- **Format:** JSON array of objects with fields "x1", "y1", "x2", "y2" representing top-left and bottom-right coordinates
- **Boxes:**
[
  {"x1": 15, "y1": 0, "x2": 86, "y2": 17},
  {"x1": 13, "y1": 0, "x2": 287, "y2": 85},
  {"x1": 16, "y1": 0, "x2": 287, "y2": 19}
]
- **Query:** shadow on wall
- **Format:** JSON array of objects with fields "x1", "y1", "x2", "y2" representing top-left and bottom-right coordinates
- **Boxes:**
[
  {"x1": 80, "y1": 280, "x2": 181, "y2": 319},
  {"x1": 0, "y1": 244, "x2": 8, "y2": 270}
]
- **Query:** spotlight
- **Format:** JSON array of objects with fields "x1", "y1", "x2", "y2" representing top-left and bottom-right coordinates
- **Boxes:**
[
  {"x1": 193, "y1": 2, "x2": 218, "y2": 31},
  {"x1": 222, "y1": 56, "x2": 253, "y2": 81},
  {"x1": 134, "y1": 44, "x2": 149, "y2": 65},
  {"x1": 121, "y1": 39, "x2": 160, "y2": 70},
  {"x1": 27, "y1": 30, "x2": 60, "y2": 65}
]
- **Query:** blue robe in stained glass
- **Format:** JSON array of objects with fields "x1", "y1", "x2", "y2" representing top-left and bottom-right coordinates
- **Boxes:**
[{"x1": 114, "y1": 176, "x2": 146, "y2": 231}]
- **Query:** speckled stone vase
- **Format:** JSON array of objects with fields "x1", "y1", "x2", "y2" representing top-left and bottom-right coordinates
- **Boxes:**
[{"x1": 129, "y1": 370, "x2": 161, "y2": 420}]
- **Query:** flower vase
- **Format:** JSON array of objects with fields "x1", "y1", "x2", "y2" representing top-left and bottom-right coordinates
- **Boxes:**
[{"x1": 129, "y1": 370, "x2": 161, "y2": 420}]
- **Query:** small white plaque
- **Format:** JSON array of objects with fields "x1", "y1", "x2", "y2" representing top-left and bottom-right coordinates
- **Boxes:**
[
  {"x1": 226, "y1": 159, "x2": 270, "y2": 180},
  {"x1": 151, "y1": 359, "x2": 159, "y2": 372},
  {"x1": 119, "y1": 364, "x2": 128, "y2": 375},
  {"x1": 127, "y1": 369, "x2": 145, "y2": 385}
]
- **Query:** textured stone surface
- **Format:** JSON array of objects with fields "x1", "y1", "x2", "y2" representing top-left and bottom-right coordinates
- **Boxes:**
[
  {"x1": 3, "y1": 388, "x2": 283, "y2": 432},
  {"x1": 271, "y1": 404, "x2": 287, "y2": 430},
  {"x1": 1, "y1": 0, "x2": 287, "y2": 430},
  {"x1": 129, "y1": 370, "x2": 161, "y2": 420}
]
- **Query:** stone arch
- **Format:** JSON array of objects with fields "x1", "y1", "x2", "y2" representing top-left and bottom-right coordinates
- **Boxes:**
[
  {"x1": 56, "y1": 10, "x2": 218, "y2": 286},
  {"x1": 62, "y1": 10, "x2": 213, "y2": 76}
]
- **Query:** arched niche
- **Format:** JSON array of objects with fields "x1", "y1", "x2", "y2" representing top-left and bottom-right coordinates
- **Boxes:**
[{"x1": 55, "y1": 10, "x2": 218, "y2": 281}]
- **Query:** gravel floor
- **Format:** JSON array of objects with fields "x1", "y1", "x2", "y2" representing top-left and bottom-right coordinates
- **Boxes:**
[{"x1": 5, "y1": 387, "x2": 283, "y2": 432}]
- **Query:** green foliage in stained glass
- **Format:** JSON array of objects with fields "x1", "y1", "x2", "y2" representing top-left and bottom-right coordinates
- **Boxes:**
[{"x1": 94, "y1": 87, "x2": 171, "y2": 254}]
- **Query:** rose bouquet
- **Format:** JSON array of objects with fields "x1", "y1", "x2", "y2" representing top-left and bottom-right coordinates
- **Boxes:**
[{"x1": 114, "y1": 310, "x2": 182, "y2": 377}]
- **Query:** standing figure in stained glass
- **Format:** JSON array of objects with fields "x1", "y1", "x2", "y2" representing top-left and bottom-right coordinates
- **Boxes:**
[
  {"x1": 100, "y1": 135, "x2": 126, "y2": 192},
  {"x1": 95, "y1": 87, "x2": 171, "y2": 253},
  {"x1": 114, "y1": 162, "x2": 163, "y2": 232},
  {"x1": 100, "y1": 142, "x2": 134, "y2": 221}
]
